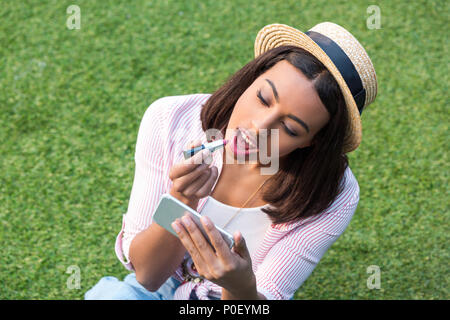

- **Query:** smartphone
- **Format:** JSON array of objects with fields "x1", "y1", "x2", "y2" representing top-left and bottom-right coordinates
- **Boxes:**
[{"x1": 153, "y1": 193, "x2": 235, "y2": 249}]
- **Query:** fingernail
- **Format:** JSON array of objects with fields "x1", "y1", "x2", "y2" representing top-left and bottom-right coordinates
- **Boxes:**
[
  {"x1": 182, "y1": 216, "x2": 191, "y2": 227},
  {"x1": 171, "y1": 222, "x2": 181, "y2": 233},
  {"x1": 203, "y1": 149, "x2": 211, "y2": 157},
  {"x1": 205, "y1": 156, "x2": 213, "y2": 165},
  {"x1": 201, "y1": 216, "x2": 211, "y2": 229}
]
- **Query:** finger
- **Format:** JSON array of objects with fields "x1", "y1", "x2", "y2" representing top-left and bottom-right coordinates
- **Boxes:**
[
  {"x1": 183, "y1": 139, "x2": 210, "y2": 165},
  {"x1": 169, "y1": 148, "x2": 211, "y2": 180},
  {"x1": 195, "y1": 166, "x2": 219, "y2": 196},
  {"x1": 231, "y1": 230, "x2": 251, "y2": 259},
  {"x1": 171, "y1": 218, "x2": 210, "y2": 278},
  {"x1": 172, "y1": 161, "x2": 210, "y2": 193},
  {"x1": 185, "y1": 146, "x2": 212, "y2": 166},
  {"x1": 185, "y1": 139, "x2": 203, "y2": 150},
  {"x1": 182, "y1": 168, "x2": 213, "y2": 197},
  {"x1": 178, "y1": 214, "x2": 219, "y2": 270},
  {"x1": 200, "y1": 216, "x2": 234, "y2": 262},
  {"x1": 172, "y1": 150, "x2": 214, "y2": 193}
]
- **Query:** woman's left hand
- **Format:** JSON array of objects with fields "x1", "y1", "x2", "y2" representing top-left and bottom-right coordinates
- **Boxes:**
[{"x1": 171, "y1": 214, "x2": 257, "y2": 295}]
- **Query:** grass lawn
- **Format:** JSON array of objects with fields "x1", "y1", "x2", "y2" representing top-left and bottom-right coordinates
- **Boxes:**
[{"x1": 0, "y1": 0, "x2": 448, "y2": 299}]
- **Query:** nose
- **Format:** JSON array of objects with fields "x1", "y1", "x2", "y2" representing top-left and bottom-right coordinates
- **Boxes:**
[{"x1": 251, "y1": 111, "x2": 280, "y2": 137}]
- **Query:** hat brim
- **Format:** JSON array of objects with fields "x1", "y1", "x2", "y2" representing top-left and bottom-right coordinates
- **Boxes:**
[{"x1": 254, "y1": 23, "x2": 362, "y2": 153}]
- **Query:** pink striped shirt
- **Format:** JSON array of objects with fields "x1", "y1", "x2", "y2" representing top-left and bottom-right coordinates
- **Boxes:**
[{"x1": 115, "y1": 93, "x2": 360, "y2": 300}]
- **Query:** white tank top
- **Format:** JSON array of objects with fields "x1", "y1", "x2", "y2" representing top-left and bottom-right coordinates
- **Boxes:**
[{"x1": 199, "y1": 195, "x2": 273, "y2": 256}]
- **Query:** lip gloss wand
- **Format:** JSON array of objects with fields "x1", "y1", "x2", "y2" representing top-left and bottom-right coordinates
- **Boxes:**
[{"x1": 183, "y1": 139, "x2": 228, "y2": 160}]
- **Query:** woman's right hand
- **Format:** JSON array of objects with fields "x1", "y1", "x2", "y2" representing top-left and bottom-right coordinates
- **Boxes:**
[{"x1": 169, "y1": 139, "x2": 219, "y2": 209}]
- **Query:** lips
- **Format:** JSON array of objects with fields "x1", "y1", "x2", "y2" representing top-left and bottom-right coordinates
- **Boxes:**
[
  {"x1": 236, "y1": 131, "x2": 250, "y2": 150},
  {"x1": 237, "y1": 127, "x2": 258, "y2": 149},
  {"x1": 230, "y1": 127, "x2": 259, "y2": 156}
]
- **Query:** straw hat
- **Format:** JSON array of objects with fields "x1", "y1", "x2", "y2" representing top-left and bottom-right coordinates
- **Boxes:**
[{"x1": 254, "y1": 22, "x2": 378, "y2": 153}]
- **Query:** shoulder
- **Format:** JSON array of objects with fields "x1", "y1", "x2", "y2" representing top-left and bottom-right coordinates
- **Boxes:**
[
  {"x1": 141, "y1": 93, "x2": 213, "y2": 163},
  {"x1": 338, "y1": 164, "x2": 360, "y2": 205},
  {"x1": 140, "y1": 93, "x2": 212, "y2": 140},
  {"x1": 305, "y1": 164, "x2": 360, "y2": 236},
  {"x1": 271, "y1": 164, "x2": 360, "y2": 234},
  {"x1": 146, "y1": 93, "x2": 212, "y2": 123},
  {"x1": 315, "y1": 164, "x2": 360, "y2": 222}
]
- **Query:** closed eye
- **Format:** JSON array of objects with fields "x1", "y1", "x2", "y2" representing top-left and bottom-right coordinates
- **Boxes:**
[
  {"x1": 256, "y1": 89, "x2": 298, "y2": 137},
  {"x1": 257, "y1": 89, "x2": 269, "y2": 106}
]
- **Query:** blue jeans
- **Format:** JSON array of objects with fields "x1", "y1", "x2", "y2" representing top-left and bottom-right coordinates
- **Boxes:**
[
  {"x1": 85, "y1": 273, "x2": 287, "y2": 300},
  {"x1": 84, "y1": 273, "x2": 183, "y2": 300}
]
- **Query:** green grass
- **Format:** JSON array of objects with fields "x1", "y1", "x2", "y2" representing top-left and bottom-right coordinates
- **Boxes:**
[{"x1": 0, "y1": 0, "x2": 448, "y2": 299}]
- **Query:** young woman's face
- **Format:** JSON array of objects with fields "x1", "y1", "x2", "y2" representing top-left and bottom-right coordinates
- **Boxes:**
[{"x1": 225, "y1": 60, "x2": 331, "y2": 164}]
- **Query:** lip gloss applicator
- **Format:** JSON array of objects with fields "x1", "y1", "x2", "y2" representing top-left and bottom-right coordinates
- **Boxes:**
[{"x1": 183, "y1": 139, "x2": 228, "y2": 160}]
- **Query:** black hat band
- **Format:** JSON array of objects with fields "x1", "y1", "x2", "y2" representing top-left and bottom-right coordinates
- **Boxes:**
[{"x1": 305, "y1": 30, "x2": 366, "y2": 114}]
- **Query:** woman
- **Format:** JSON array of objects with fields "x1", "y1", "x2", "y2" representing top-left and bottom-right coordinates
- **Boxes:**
[{"x1": 85, "y1": 22, "x2": 377, "y2": 300}]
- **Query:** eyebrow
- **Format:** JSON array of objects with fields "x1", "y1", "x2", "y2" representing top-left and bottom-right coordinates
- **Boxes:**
[{"x1": 264, "y1": 78, "x2": 310, "y2": 134}]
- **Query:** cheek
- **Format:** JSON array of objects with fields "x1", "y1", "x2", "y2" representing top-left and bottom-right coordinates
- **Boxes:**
[
  {"x1": 236, "y1": 101, "x2": 254, "y2": 119},
  {"x1": 227, "y1": 104, "x2": 255, "y2": 137},
  {"x1": 277, "y1": 141, "x2": 297, "y2": 157},
  {"x1": 228, "y1": 100, "x2": 247, "y2": 125},
  {"x1": 264, "y1": 137, "x2": 293, "y2": 158},
  {"x1": 235, "y1": 92, "x2": 256, "y2": 114}
]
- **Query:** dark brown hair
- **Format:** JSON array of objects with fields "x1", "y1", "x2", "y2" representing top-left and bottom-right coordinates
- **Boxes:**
[{"x1": 200, "y1": 45, "x2": 349, "y2": 224}]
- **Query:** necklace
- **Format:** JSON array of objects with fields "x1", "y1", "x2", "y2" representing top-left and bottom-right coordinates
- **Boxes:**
[{"x1": 222, "y1": 177, "x2": 270, "y2": 229}]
